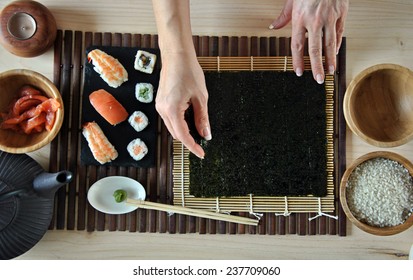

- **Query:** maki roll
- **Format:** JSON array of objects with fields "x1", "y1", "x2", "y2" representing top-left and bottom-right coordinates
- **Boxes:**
[
  {"x1": 135, "y1": 82, "x2": 154, "y2": 103},
  {"x1": 134, "y1": 50, "x2": 157, "y2": 74},
  {"x1": 128, "y1": 111, "x2": 149, "y2": 132},
  {"x1": 127, "y1": 138, "x2": 148, "y2": 161}
]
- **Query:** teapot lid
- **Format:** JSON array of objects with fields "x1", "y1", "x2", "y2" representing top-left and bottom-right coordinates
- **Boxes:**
[{"x1": 0, "y1": 151, "x2": 54, "y2": 259}]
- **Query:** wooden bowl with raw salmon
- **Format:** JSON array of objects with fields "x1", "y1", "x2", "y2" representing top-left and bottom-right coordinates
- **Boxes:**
[{"x1": 0, "y1": 69, "x2": 63, "y2": 153}]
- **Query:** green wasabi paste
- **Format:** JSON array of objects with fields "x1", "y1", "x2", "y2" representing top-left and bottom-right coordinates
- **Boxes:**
[{"x1": 113, "y1": 189, "x2": 128, "y2": 203}]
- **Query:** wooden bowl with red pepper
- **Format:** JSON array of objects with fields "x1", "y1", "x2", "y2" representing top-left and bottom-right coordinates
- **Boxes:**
[{"x1": 0, "y1": 69, "x2": 63, "y2": 153}]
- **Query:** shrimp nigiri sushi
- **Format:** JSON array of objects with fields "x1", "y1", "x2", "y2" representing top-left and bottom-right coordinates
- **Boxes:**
[
  {"x1": 87, "y1": 49, "x2": 128, "y2": 88},
  {"x1": 128, "y1": 111, "x2": 149, "y2": 132},
  {"x1": 89, "y1": 89, "x2": 128, "y2": 126},
  {"x1": 135, "y1": 83, "x2": 154, "y2": 103},
  {"x1": 82, "y1": 122, "x2": 118, "y2": 164},
  {"x1": 127, "y1": 138, "x2": 148, "y2": 161}
]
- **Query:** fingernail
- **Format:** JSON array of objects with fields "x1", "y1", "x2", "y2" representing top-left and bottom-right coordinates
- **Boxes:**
[
  {"x1": 195, "y1": 150, "x2": 205, "y2": 159},
  {"x1": 295, "y1": 67, "x2": 303, "y2": 77},
  {"x1": 316, "y1": 74, "x2": 324, "y2": 84},
  {"x1": 328, "y1": 65, "x2": 335, "y2": 75},
  {"x1": 268, "y1": 24, "x2": 274, "y2": 30},
  {"x1": 203, "y1": 127, "x2": 212, "y2": 141}
]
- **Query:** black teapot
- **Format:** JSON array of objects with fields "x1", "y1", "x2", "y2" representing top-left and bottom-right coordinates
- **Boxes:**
[{"x1": 0, "y1": 151, "x2": 72, "y2": 259}]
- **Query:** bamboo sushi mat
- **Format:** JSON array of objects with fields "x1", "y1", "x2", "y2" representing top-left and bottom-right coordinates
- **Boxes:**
[
  {"x1": 49, "y1": 30, "x2": 347, "y2": 235},
  {"x1": 174, "y1": 59, "x2": 335, "y2": 212}
]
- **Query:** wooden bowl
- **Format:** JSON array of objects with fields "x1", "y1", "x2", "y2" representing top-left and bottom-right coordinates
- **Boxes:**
[
  {"x1": 0, "y1": 1, "x2": 57, "y2": 57},
  {"x1": 0, "y1": 69, "x2": 63, "y2": 153},
  {"x1": 340, "y1": 151, "x2": 413, "y2": 236},
  {"x1": 344, "y1": 64, "x2": 413, "y2": 147}
]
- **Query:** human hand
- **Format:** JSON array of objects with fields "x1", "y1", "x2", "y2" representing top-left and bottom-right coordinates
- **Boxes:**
[
  {"x1": 155, "y1": 51, "x2": 211, "y2": 159},
  {"x1": 269, "y1": 0, "x2": 349, "y2": 84}
]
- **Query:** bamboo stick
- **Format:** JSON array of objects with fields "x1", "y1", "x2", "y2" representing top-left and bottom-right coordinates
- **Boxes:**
[
  {"x1": 125, "y1": 198, "x2": 259, "y2": 226},
  {"x1": 197, "y1": 56, "x2": 320, "y2": 71}
]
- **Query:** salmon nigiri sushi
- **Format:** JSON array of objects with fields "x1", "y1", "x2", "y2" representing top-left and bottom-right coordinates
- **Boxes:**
[
  {"x1": 87, "y1": 49, "x2": 128, "y2": 88},
  {"x1": 82, "y1": 121, "x2": 118, "y2": 164},
  {"x1": 89, "y1": 89, "x2": 128, "y2": 126}
]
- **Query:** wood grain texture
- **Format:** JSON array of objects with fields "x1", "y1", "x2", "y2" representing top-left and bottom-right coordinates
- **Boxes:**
[{"x1": 344, "y1": 64, "x2": 413, "y2": 148}]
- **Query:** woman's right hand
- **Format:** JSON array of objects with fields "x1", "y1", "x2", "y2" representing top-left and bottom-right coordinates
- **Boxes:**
[{"x1": 155, "y1": 51, "x2": 211, "y2": 159}]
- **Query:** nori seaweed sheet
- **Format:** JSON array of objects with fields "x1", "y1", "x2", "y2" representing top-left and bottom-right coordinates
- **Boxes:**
[{"x1": 188, "y1": 71, "x2": 328, "y2": 197}]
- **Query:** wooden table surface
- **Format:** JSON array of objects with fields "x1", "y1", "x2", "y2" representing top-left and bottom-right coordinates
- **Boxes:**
[{"x1": 1, "y1": 0, "x2": 413, "y2": 260}]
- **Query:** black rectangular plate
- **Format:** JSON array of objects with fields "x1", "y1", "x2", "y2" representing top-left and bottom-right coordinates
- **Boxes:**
[{"x1": 81, "y1": 46, "x2": 160, "y2": 168}]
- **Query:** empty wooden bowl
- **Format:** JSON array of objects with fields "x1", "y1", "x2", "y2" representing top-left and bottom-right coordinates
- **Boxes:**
[
  {"x1": 0, "y1": 69, "x2": 63, "y2": 153},
  {"x1": 344, "y1": 64, "x2": 413, "y2": 147},
  {"x1": 340, "y1": 151, "x2": 413, "y2": 236}
]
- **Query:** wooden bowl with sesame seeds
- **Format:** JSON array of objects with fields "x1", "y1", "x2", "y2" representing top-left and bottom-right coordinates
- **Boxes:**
[{"x1": 340, "y1": 151, "x2": 413, "y2": 236}]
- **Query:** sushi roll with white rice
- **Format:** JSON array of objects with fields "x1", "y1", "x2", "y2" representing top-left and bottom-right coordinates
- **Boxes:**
[
  {"x1": 128, "y1": 111, "x2": 149, "y2": 132},
  {"x1": 127, "y1": 138, "x2": 148, "y2": 161},
  {"x1": 135, "y1": 82, "x2": 154, "y2": 103},
  {"x1": 134, "y1": 50, "x2": 157, "y2": 74}
]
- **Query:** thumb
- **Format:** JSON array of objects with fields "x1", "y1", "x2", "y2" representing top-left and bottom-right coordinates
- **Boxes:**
[
  {"x1": 192, "y1": 97, "x2": 212, "y2": 141},
  {"x1": 269, "y1": 0, "x2": 293, "y2": 30}
]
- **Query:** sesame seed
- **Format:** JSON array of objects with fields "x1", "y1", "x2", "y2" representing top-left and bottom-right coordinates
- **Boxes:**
[{"x1": 346, "y1": 157, "x2": 413, "y2": 227}]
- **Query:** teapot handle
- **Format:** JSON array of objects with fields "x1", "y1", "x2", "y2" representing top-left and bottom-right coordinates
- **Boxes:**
[{"x1": 0, "y1": 188, "x2": 26, "y2": 202}]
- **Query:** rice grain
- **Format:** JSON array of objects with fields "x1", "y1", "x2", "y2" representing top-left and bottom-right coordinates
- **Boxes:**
[{"x1": 346, "y1": 157, "x2": 413, "y2": 227}]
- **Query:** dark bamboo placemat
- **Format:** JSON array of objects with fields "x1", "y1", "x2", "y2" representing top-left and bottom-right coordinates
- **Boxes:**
[{"x1": 49, "y1": 30, "x2": 347, "y2": 235}]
